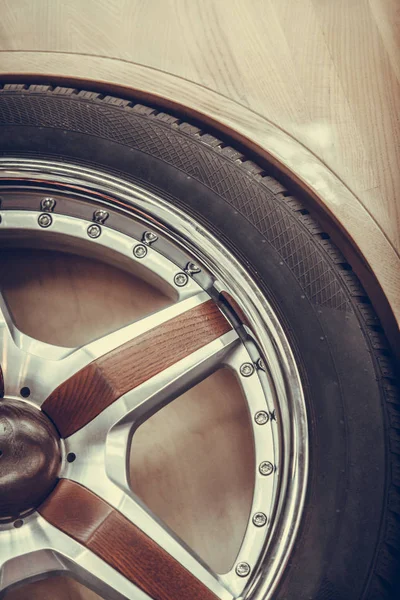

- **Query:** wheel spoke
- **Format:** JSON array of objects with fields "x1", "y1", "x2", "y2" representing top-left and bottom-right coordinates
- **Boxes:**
[
  {"x1": 60, "y1": 448, "x2": 235, "y2": 598},
  {"x1": 0, "y1": 548, "x2": 68, "y2": 595},
  {"x1": 38, "y1": 479, "x2": 231, "y2": 600},
  {"x1": 42, "y1": 293, "x2": 233, "y2": 437},
  {"x1": 0, "y1": 292, "x2": 18, "y2": 398},
  {"x1": 65, "y1": 329, "x2": 238, "y2": 461},
  {"x1": 0, "y1": 292, "x2": 75, "y2": 402},
  {"x1": 0, "y1": 519, "x2": 153, "y2": 600},
  {"x1": 0, "y1": 291, "x2": 19, "y2": 341}
]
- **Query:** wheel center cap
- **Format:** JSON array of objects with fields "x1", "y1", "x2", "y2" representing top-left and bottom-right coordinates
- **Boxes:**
[{"x1": 0, "y1": 399, "x2": 61, "y2": 521}]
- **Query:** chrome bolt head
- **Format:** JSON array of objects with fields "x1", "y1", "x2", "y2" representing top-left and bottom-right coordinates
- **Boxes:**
[
  {"x1": 87, "y1": 224, "x2": 101, "y2": 239},
  {"x1": 38, "y1": 213, "x2": 52, "y2": 228},
  {"x1": 41, "y1": 197, "x2": 56, "y2": 212},
  {"x1": 240, "y1": 362, "x2": 255, "y2": 377},
  {"x1": 185, "y1": 261, "x2": 201, "y2": 275},
  {"x1": 143, "y1": 231, "x2": 158, "y2": 245},
  {"x1": 174, "y1": 272, "x2": 189, "y2": 287},
  {"x1": 133, "y1": 244, "x2": 148, "y2": 259},
  {"x1": 93, "y1": 209, "x2": 109, "y2": 224},
  {"x1": 259, "y1": 461, "x2": 274, "y2": 476},
  {"x1": 236, "y1": 562, "x2": 251, "y2": 577},
  {"x1": 254, "y1": 411, "x2": 269, "y2": 425},
  {"x1": 252, "y1": 512, "x2": 267, "y2": 527}
]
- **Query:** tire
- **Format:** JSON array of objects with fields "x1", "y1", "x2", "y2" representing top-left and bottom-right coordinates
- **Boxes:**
[{"x1": 0, "y1": 83, "x2": 399, "y2": 600}]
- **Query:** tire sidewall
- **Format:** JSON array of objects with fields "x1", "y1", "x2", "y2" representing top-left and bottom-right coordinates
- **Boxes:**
[{"x1": 0, "y1": 93, "x2": 389, "y2": 599}]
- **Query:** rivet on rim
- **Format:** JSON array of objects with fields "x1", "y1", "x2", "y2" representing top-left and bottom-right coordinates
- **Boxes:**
[
  {"x1": 174, "y1": 272, "x2": 189, "y2": 287},
  {"x1": 240, "y1": 362, "x2": 255, "y2": 377},
  {"x1": 133, "y1": 244, "x2": 148, "y2": 259},
  {"x1": 87, "y1": 224, "x2": 101, "y2": 239},
  {"x1": 38, "y1": 213, "x2": 53, "y2": 228},
  {"x1": 142, "y1": 231, "x2": 158, "y2": 245},
  {"x1": 252, "y1": 512, "x2": 268, "y2": 527},
  {"x1": 185, "y1": 261, "x2": 201, "y2": 275},
  {"x1": 254, "y1": 411, "x2": 269, "y2": 425},
  {"x1": 235, "y1": 562, "x2": 251, "y2": 577},
  {"x1": 259, "y1": 461, "x2": 274, "y2": 476},
  {"x1": 40, "y1": 197, "x2": 56, "y2": 212},
  {"x1": 93, "y1": 209, "x2": 109, "y2": 224}
]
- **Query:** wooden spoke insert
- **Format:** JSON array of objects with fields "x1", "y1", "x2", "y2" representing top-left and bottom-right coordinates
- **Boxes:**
[
  {"x1": 39, "y1": 479, "x2": 219, "y2": 600},
  {"x1": 42, "y1": 299, "x2": 231, "y2": 437}
]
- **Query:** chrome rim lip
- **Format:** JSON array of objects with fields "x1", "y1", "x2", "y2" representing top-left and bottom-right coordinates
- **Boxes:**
[{"x1": 0, "y1": 158, "x2": 309, "y2": 600}]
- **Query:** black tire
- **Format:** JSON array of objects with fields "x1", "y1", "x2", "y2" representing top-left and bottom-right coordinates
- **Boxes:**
[{"x1": 0, "y1": 83, "x2": 399, "y2": 600}]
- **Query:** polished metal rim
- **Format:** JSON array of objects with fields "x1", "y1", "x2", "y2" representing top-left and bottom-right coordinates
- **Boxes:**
[{"x1": 0, "y1": 158, "x2": 308, "y2": 600}]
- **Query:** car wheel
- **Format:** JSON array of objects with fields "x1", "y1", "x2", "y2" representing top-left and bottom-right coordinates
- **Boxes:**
[{"x1": 0, "y1": 84, "x2": 399, "y2": 600}]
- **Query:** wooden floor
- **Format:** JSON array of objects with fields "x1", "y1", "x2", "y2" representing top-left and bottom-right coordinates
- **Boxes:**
[{"x1": 0, "y1": 1, "x2": 399, "y2": 598}]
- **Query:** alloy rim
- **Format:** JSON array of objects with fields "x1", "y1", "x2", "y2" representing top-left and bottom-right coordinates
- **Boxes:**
[{"x1": 0, "y1": 158, "x2": 308, "y2": 600}]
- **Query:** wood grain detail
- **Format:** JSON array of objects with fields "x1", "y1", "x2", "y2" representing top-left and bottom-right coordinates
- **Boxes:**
[
  {"x1": 42, "y1": 300, "x2": 231, "y2": 438},
  {"x1": 38, "y1": 479, "x2": 219, "y2": 600}
]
